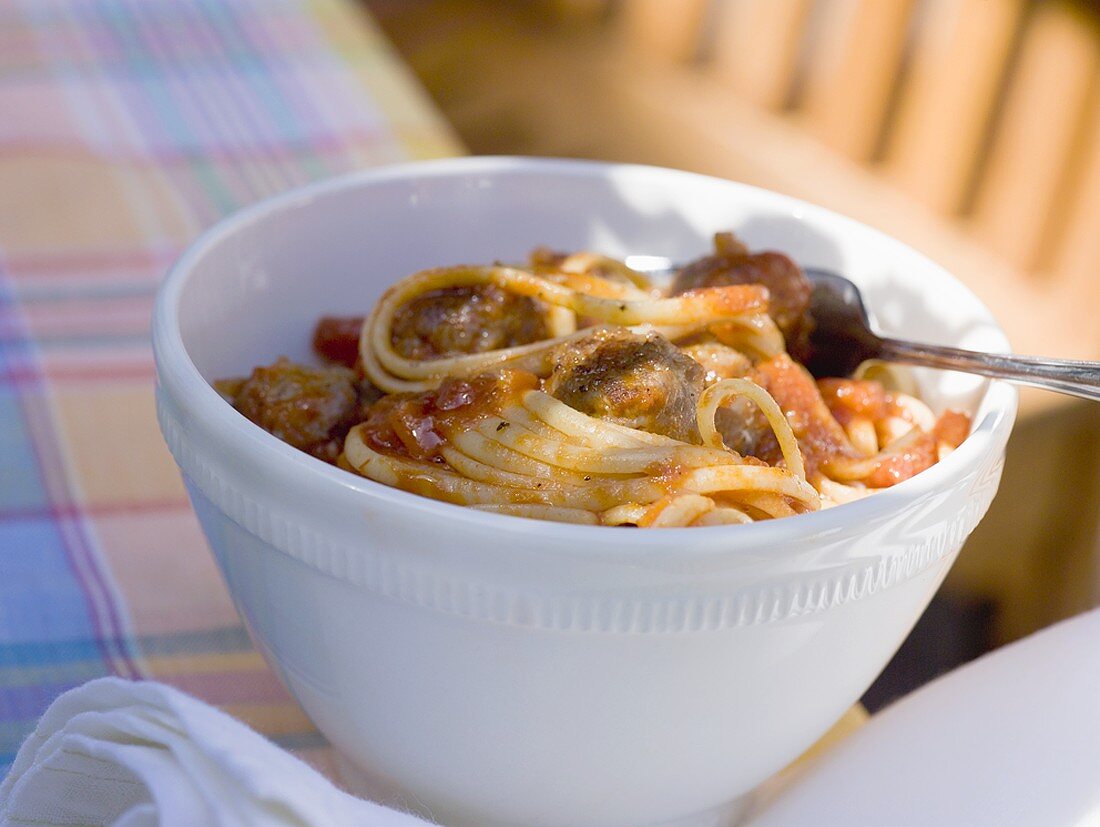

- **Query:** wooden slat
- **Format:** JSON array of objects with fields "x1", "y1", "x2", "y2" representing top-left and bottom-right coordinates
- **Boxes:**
[
  {"x1": 969, "y1": 2, "x2": 1100, "y2": 271},
  {"x1": 708, "y1": 0, "x2": 815, "y2": 110},
  {"x1": 543, "y1": 0, "x2": 613, "y2": 21},
  {"x1": 797, "y1": 0, "x2": 915, "y2": 161},
  {"x1": 1050, "y1": 95, "x2": 1100, "y2": 302},
  {"x1": 884, "y1": 0, "x2": 1025, "y2": 215},
  {"x1": 591, "y1": 52, "x2": 1100, "y2": 372},
  {"x1": 617, "y1": 0, "x2": 711, "y2": 63}
]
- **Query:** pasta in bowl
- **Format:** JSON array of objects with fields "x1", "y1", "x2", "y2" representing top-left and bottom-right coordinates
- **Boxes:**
[
  {"x1": 217, "y1": 233, "x2": 969, "y2": 528},
  {"x1": 153, "y1": 157, "x2": 1015, "y2": 827}
]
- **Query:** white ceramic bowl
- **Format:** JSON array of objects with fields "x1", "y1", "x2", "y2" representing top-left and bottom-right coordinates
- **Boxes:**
[{"x1": 153, "y1": 158, "x2": 1016, "y2": 827}]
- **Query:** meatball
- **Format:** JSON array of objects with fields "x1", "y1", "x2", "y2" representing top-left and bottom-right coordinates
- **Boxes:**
[
  {"x1": 229, "y1": 357, "x2": 364, "y2": 462},
  {"x1": 390, "y1": 284, "x2": 548, "y2": 360},
  {"x1": 716, "y1": 398, "x2": 781, "y2": 464},
  {"x1": 545, "y1": 329, "x2": 704, "y2": 442},
  {"x1": 671, "y1": 232, "x2": 813, "y2": 357}
]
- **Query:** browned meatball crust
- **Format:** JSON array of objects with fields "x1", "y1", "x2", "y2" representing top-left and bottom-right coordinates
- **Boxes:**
[
  {"x1": 390, "y1": 284, "x2": 548, "y2": 360},
  {"x1": 671, "y1": 233, "x2": 813, "y2": 357},
  {"x1": 545, "y1": 329, "x2": 705, "y2": 443},
  {"x1": 228, "y1": 358, "x2": 364, "y2": 462}
]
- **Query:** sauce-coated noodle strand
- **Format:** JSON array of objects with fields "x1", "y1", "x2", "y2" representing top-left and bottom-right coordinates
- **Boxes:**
[
  {"x1": 342, "y1": 383, "x2": 820, "y2": 527},
  {"x1": 361, "y1": 265, "x2": 777, "y2": 393},
  {"x1": 698, "y1": 378, "x2": 807, "y2": 481}
]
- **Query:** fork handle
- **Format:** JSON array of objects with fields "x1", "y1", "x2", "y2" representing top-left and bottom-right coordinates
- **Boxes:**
[{"x1": 878, "y1": 338, "x2": 1100, "y2": 402}]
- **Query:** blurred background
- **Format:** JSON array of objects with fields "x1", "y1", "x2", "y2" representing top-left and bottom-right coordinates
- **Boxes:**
[{"x1": 363, "y1": 0, "x2": 1100, "y2": 705}]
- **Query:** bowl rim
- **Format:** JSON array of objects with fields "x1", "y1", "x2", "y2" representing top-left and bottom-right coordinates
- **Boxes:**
[{"x1": 152, "y1": 155, "x2": 1018, "y2": 553}]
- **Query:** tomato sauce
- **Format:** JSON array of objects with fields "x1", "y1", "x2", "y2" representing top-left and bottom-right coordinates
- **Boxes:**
[
  {"x1": 751, "y1": 354, "x2": 862, "y2": 478},
  {"x1": 312, "y1": 315, "x2": 364, "y2": 368},
  {"x1": 362, "y1": 370, "x2": 539, "y2": 462}
]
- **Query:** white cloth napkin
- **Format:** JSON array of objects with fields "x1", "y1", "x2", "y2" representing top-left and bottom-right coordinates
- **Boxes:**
[
  {"x1": 0, "y1": 677, "x2": 433, "y2": 827},
  {"x1": 745, "y1": 606, "x2": 1100, "y2": 827}
]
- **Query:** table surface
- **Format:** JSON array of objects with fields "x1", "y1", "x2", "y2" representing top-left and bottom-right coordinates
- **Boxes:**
[{"x1": 0, "y1": 0, "x2": 459, "y2": 777}]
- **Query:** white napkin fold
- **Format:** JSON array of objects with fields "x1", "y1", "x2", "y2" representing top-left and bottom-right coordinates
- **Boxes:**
[
  {"x1": 0, "y1": 677, "x2": 433, "y2": 827},
  {"x1": 745, "y1": 606, "x2": 1100, "y2": 827}
]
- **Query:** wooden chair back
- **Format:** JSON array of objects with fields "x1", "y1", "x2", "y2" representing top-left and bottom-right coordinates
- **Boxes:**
[{"x1": 617, "y1": 0, "x2": 1100, "y2": 306}]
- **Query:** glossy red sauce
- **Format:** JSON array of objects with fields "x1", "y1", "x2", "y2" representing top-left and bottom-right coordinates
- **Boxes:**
[
  {"x1": 808, "y1": 376, "x2": 971, "y2": 487},
  {"x1": 313, "y1": 316, "x2": 364, "y2": 368},
  {"x1": 678, "y1": 284, "x2": 769, "y2": 316},
  {"x1": 864, "y1": 432, "x2": 938, "y2": 487},
  {"x1": 933, "y1": 409, "x2": 971, "y2": 448},
  {"x1": 857, "y1": 407, "x2": 970, "y2": 487},
  {"x1": 817, "y1": 378, "x2": 887, "y2": 426},
  {"x1": 362, "y1": 370, "x2": 539, "y2": 462}
]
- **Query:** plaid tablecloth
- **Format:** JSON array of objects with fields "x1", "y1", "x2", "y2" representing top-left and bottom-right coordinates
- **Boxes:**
[{"x1": 0, "y1": 0, "x2": 459, "y2": 777}]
